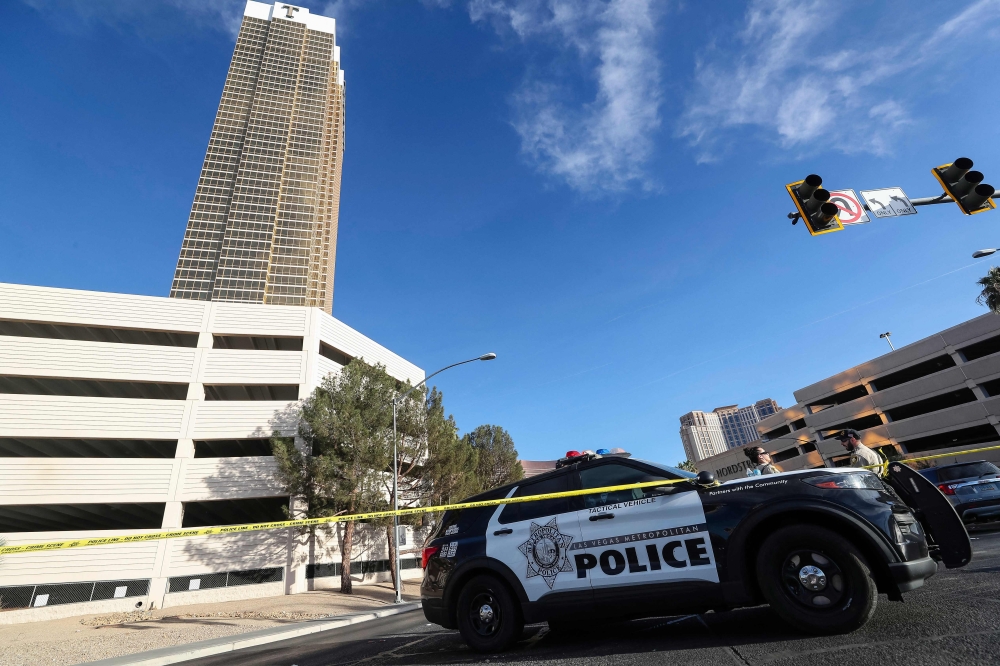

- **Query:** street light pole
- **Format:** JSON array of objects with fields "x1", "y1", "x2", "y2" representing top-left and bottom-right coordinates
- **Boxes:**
[
  {"x1": 880, "y1": 332, "x2": 895, "y2": 351},
  {"x1": 390, "y1": 352, "x2": 497, "y2": 604}
]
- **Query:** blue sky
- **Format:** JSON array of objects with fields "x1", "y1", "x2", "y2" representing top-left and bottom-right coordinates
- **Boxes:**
[{"x1": 3, "y1": 0, "x2": 1000, "y2": 465}]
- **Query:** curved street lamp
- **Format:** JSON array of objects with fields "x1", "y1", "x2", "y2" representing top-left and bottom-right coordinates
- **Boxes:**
[
  {"x1": 880, "y1": 332, "x2": 895, "y2": 351},
  {"x1": 391, "y1": 352, "x2": 497, "y2": 603},
  {"x1": 974, "y1": 248, "x2": 998, "y2": 259}
]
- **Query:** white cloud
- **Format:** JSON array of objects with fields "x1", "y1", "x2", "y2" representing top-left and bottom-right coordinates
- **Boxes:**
[
  {"x1": 679, "y1": 0, "x2": 1000, "y2": 162},
  {"x1": 469, "y1": 0, "x2": 663, "y2": 194}
]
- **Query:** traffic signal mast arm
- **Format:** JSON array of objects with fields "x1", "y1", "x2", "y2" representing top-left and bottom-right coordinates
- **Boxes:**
[
  {"x1": 786, "y1": 157, "x2": 996, "y2": 227},
  {"x1": 786, "y1": 190, "x2": 999, "y2": 224}
]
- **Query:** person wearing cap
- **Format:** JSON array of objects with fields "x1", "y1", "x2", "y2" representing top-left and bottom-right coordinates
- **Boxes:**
[
  {"x1": 835, "y1": 429, "x2": 883, "y2": 470},
  {"x1": 744, "y1": 445, "x2": 781, "y2": 476}
]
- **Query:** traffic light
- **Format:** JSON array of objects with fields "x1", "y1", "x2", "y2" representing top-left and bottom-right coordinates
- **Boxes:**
[
  {"x1": 786, "y1": 174, "x2": 843, "y2": 235},
  {"x1": 931, "y1": 157, "x2": 996, "y2": 215}
]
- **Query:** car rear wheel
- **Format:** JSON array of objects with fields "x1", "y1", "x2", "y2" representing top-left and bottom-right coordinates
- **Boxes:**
[
  {"x1": 456, "y1": 574, "x2": 523, "y2": 652},
  {"x1": 756, "y1": 525, "x2": 877, "y2": 635}
]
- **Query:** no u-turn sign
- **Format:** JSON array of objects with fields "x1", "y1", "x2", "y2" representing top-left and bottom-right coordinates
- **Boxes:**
[{"x1": 828, "y1": 189, "x2": 870, "y2": 225}]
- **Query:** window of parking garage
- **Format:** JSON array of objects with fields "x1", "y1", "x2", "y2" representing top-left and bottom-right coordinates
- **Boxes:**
[
  {"x1": 0, "y1": 579, "x2": 150, "y2": 610},
  {"x1": 194, "y1": 438, "x2": 287, "y2": 457},
  {"x1": 958, "y1": 334, "x2": 1000, "y2": 362},
  {"x1": 319, "y1": 342, "x2": 352, "y2": 365},
  {"x1": 212, "y1": 335, "x2": 303, "y2": 351},
  {"x1": 869, "y1": 355, "x2": 957, "y2": 392},
  {"x1": 761, "y1": 425, "x2": 791, "y2": 441},
  {"x1": 203, "y1": 384, "x2": 299, "y2": 400},
  {"x1": 0, "y1": 376, "x2": 188, "y2": 400},
  {"x1": 898, "y1": 424, "x2": 1000, "y2": 454},
  {"x1": 0, "y1": 438, "x2": 177, "y2": 458},
  {"x1": 0, "y1": 503, "x2": 165, "y2": 533},
  {"x1": 790, "y1": 418, "x2": 807, "y2": 430},
  {"x1": 818, "y1": 413, "x2": 885, "y2": 439},
  {"x1": 806, "y1": 384, "x2": 869, "y2": 414},
  {"x1": 181, "y1": 497, "x2": 289, "y2": 528},
  {"x1": 800, "y1": 442, "x2": 817, "y2": 453},
  {"x1": 772, "y1": 447, "x2": 800, "y2": 463},
  {"x1": 883, "y1": 388, "x2": 978, "y2": 422},
  {"x1": 0, "y1": 319, "x2": 198, "y2": 347},
  {"x1": 978, "y1": 377, "x2": 1000, "y2": 397},
  {"x1": 168, "y1": 568, "x2": 282, "y2": 593}
]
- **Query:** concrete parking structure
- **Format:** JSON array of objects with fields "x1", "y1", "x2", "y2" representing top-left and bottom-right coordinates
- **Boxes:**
[{"x1": 701, "y1": 313, "x2": 1000, "y2": 480}]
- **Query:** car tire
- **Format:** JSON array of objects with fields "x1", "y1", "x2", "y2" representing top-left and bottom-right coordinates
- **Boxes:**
[
  {"x1": 756, "y1": 524, "x2": 877, "y2": 635},
  {"x1": 456, "y1": 574, "x2": 523, "y2": 652}
]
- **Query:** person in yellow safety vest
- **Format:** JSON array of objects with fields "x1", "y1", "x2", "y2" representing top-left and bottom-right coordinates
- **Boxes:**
[
  {"x1": 744, "y1": 445, "x2": 781, "y2": 476},
  {"x1": 835, "y1": 429, "x2": 885, "y2": 473}
]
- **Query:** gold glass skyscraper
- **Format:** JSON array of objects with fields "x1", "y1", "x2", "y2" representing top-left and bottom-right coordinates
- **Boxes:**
[{"x1": 170, "y1": 1, "x2": 345, "y2": 313}]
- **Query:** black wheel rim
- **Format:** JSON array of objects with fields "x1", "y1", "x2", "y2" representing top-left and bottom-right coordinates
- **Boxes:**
[
  {"x1": 469, "y1": 590, "x2": 501, "y2": 637},
  {"x1": 779, "y1": 549, "x2": 847, "y2": 610}
]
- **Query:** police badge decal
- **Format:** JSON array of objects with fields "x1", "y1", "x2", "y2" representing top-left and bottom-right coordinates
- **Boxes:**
[{"x1": 517, "y1": 517, "x2": 574, "y2": 588}]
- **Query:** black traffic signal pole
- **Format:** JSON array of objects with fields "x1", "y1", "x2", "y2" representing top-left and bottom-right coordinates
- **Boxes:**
[{"x1": 787, "y1": 191, "x2": 999, "y2": 224}]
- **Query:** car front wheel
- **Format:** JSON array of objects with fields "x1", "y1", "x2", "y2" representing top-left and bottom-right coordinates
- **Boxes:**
[
  {"x1": 756, "y1": 524, "x2": 877, "y2": 634},
  {"x1": 455, "y1": 574, "x2": 523, "y2": 652}
]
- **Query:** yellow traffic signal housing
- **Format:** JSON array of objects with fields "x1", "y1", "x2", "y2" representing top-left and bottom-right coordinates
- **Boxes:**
[
  {"x1": 786, "y1": 175, "x2": 844, "y2": 236},
  {"x1": 931, "y1": 158, "x2": 996, "y2": 215}
]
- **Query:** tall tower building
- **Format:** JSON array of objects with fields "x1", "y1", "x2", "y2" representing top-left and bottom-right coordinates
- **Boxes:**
[
  {"x1": 170, "y1": 1, "x2": 345, "y2": 313},
  {"x1": 678, "y1": 410, "x2": 729, "y2": 463},
  {"x1": 679, "y1": 398, "x2": 782, "y2": 461}
]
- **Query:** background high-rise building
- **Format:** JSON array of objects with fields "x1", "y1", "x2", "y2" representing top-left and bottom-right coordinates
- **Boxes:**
[
  {"x1": 679, "y1": 398, "x2": 781, "y2": 462},
  {"x1": 170, "y1": 1, "x2": 346, "y2": 313},
  {"x1": 714, "y1": 398, "x2": 781, "y2": 449},
  {"x1": 679, "y1": 410, "x2": 729, "y2": 463}
]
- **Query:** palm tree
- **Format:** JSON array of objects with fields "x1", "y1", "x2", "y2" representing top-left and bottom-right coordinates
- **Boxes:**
[
  {"x1": 977, "y1": 267, "x2": 1000, "y2": 314},
  {"x1": 676, "y1": 460, "x2": 698, "y2": 473}
]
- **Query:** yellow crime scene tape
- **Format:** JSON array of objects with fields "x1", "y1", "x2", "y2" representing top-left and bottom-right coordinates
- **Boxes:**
[
  {"x1": 3, "y1": 443, "x2": 1000, "y2": 557},
  {"x1": 0, "y1": 478, "x2": 689, "y2": 556},
  {"x1": 860, "y1": 442, "x2": 1000, "y2": 474}
]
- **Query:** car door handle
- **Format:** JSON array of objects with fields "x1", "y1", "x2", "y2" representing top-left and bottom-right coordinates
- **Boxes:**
[
  {"x1": 589, "y1": 513, "x2": 615, "y2": 521},
  {"x1": 493, "y1": 528, "x2": 513, "y2": 535}
]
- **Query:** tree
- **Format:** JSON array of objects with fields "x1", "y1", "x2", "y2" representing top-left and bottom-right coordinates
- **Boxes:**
[
  {"x1": 273, "y1": 359, "x2": 396, "y2": 594},
  {"x1": 420, "y1": 387, "x2": 479, "y2": 541},
  {"x1": 977, "y1": 267, "x2": 1000, "y2": 314},
  {"x1": 465, "y1": 425, "x2": 523, "y2": 492},
  {"x1": 676, "y1": 460, "x2": 698, "y2": 473}
]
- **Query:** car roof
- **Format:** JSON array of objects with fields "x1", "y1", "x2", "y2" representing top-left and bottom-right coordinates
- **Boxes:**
[{"x1": 462, "y1": 456, "x2": 686, "y2": 504}]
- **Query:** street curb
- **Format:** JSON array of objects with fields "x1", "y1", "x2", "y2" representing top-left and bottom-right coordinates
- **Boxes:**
[{"x1": 83, "y1": 601, "x2": 422, "y2": 666}]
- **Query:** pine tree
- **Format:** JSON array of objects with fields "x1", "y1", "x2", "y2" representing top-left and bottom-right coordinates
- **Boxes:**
[
  {"x1": 465, "y1": 425, "x2": 523, "y2": 492},
  {"x1": 273, "y1": 359, "x2": 395, "y2": 594}
]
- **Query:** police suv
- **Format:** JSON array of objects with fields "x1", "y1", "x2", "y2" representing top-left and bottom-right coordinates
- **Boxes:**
[{"x1": 421, "y1": 450, "x2": 971, "y2": 652}]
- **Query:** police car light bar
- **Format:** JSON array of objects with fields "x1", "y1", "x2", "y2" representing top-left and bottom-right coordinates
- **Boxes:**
[{"x1": 555, "y1": 448, "x2": 631, "y2": 468}]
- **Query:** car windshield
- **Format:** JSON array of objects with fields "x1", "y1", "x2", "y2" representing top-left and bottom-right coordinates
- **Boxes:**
[
  {"x1": 635, "y1": 459, "x2": 697, "y2": 479},
  {"x1": 937, "y1": 462, "x2": 1000, "y2": 482}
]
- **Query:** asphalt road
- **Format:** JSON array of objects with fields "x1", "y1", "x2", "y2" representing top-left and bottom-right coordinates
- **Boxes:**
[{"x1": 188, "y1": 527, "x2": 1000, "y2": 666}]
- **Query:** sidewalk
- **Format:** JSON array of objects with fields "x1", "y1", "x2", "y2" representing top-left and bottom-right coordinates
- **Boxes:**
[{"x1": 0, "y1": 581, "x2": 422, "y2": 666}]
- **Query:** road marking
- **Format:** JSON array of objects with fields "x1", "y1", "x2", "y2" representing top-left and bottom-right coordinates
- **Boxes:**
[{"x1": 345, "y1": 637, "x2": 431, "y2": 665}]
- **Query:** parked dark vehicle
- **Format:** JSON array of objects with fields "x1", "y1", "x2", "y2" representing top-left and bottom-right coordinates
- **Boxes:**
[
  {"x1": 920, "y1": 461, "x2": 1000, "y2": 524},
  {"x1": 421, "y1": 452, "x2": 971, "y2": 652}
]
